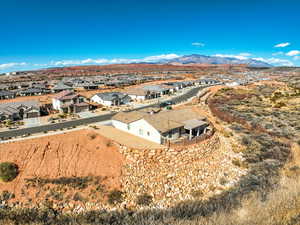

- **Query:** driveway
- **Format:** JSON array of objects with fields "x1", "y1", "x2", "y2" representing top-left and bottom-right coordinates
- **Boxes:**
[
  {"x1": 77, "y1": 111, "x2": 96, "y2": 118},
  {"x1": 24, "y1": 117, "x2": 41, "y2": 128},
  {"x1": 94, "y1": 125, "x2": 164, "y2": 149}
]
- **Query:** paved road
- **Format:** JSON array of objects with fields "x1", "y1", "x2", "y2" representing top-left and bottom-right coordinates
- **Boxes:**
[{"x1": 0, "y1": 86, "x2": 205, "y2": 140}]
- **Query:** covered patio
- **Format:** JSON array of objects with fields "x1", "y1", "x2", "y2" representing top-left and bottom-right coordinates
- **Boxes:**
[{"x1": 184, "y1": 119, "x2": 209, "y2": 140}]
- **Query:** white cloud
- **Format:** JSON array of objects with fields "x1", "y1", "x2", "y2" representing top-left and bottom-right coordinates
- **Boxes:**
[
  {"x1": 143, "y1": 54, "x2": 180, "y2": 62},
  {"x1": 286, "y1": 50, "x2": 300, "y2": 56},
  {"x1": 272, "y1": 52, "x2": 284, "y2": 56},
  {"x1": 52, "y1": 58, "x2": 135, "y2": 66},
  {"x1": 192, "y1": 42, "x2": 205, "y2": 47},
  {"x1": 33, "y1": 63, "x2": 49, "y2": 67},
  {"x1": 293, "y1": 56, "x2": 300, "y2": 60},
  {"x1": 213, "y1": 54, "x2": 249, "y2": 60},
  {"x1": 50, "y1": 54, "x2": 181, "y2": 66},
  {"x1": 253, "y1": 57, "x2": 294, "y2": 66},
  {"x1": 239, "y1": 53, "x2": 252, "y2": 57},
  {"x1": 81, "y1": 58, "x2": 110, "y2": 64},
  {"x1": 0, "y1": 62, "x2": 27, "y2": 70},
  {"x1": 274, "y1": 42, "x2": 290, "y2": 48}
]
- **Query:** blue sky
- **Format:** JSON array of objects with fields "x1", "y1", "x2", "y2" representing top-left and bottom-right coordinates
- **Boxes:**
[{"x1": 1, "y1": 0, "x2": 300, "y2": 72}]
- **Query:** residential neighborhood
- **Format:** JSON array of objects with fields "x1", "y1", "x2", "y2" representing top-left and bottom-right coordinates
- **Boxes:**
[{"x1": 0, "y1": 67, "x2": 274, "y2": 133}]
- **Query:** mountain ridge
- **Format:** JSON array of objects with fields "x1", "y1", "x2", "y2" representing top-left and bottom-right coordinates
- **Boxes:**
[{"x1": 156, "y1": 54, "x2": 272, "y2": 67}]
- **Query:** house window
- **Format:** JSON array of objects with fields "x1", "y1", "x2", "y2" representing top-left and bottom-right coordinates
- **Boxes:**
[
  {"x1": 147, "y1": 131, "x2": 150, "y2": 136},
  {"x1": 127, "y1": 124, "x2": 131, "y2": 130},
  {"x1": 139, "y1": 129, "x2": 143, "y2": 135}
]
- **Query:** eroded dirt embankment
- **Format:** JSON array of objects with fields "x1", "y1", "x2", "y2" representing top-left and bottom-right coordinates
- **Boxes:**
[{"x1": 0, "y1": 130, "x2": 124, "y2": 205}]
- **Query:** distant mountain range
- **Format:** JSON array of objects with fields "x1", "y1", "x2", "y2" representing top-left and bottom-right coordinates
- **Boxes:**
[{"x1": 155, "y1": 54, "x2": 273, "y2": 67}]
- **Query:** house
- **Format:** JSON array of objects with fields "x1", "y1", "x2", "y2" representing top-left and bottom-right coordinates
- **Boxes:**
[
  {"x1": 142, "y1": 85, "x2": 172, "y2": 97},
  {"x1": 126, "y1": 85, "x2": 173, "y2": 101},
  {"x1": 52, "y1": 82, "x2": 73, "y2": 93},
  {"x1": 91, "y1": 92, "x2": 131, "y2": 106},
  {"x1": 65, "y1": 78, "x2": 99, "y2": 90},
  {"x1": 0, "y1": 84, "x2": 8, "y2": 91},
  {"x1": 77, "y1": 81, "x2": 98, "y2": 90},
  {"x1": 0, "y1": 100, "x2": 40, "y2": 121},
  {"x1": 126, "y1": 88, "x2": 151, "y2": 101},
  {"x1": 15, "y1": 82, "x2": 31, "y2": 89},
  {"x1": 197, "y1": 79, "x2": 219, "y2": 85},
  {"x1": 164, "y1": 82, "x2": 184, "y2": 91},
  {"x1": 112, "y1": 109, "x2": 208, "y2": 144},
  {"x1": 52, "y1": 90, "x2": 89, "y2": 113},
  {"x1": 19, "y1": 88, "x2": 50, "y2": 96},
  {"x1": 0, "y1": 90, "x2": 16, "y2": 99}
]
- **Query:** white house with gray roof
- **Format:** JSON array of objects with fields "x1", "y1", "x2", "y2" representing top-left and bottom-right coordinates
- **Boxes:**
[
  {"x1": 112, "y1": 109, "x2": 208, "y2": 144},
  {"x1": 91, "y1": 92, "x2": 131, "y2": 106}
]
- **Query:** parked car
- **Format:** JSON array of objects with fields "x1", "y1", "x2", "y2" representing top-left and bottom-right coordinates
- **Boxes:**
[{"x1": 159, "y1": 101, "x2": 175, "y2": 108}]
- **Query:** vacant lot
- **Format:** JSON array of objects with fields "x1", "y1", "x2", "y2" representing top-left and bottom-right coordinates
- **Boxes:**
[{"x1": 0, "y1": 130, "x2": 123, "y2": 207}]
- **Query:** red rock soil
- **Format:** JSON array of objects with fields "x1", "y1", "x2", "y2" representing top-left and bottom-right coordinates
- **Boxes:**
[{"x1": 0, "y1": 130, "x2": 124, "y2": 206}]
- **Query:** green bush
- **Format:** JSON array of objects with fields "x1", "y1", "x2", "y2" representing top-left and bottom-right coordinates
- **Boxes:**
[{"x1": 0, "y1": 162, "x2": 19, "y2": 182}]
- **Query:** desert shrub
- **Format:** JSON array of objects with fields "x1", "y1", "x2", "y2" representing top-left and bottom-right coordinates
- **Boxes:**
[
  {"x1": 0, "y1": 190, "x2": 15, "y2": 201},
  {"x1": 219, "y1": 177, "x2": 228, "y2": 185},
  {"x1": 232, "y1": 158, "x2": 248, "y2": 168},
  {"x1": 274, "y1": 102, "x2": 286, "y2": 108},
  {"x1": 95, "y1": 184, "x2": 106, "y2": 193},
  {"x1": 107, "y1": 190, "x2": 123, "y2": 205},
  {"x1": 241, "y1": 136, "x2": 252, "y2": 146},
  {"x1": 190, "y1": 190, "x2": 204, "y2": 199},
  {"x1": 106, "y1": 140, "x2": 113, "y2": 147},
  {"x1": 222, "y1": 131, "x2": 232, "y2": 138},
  {"x1": 87, "y1": 133, "x2": 97, "y2": 140},
  {"x1": 49, "y1": 190, "x2": 64, "y2": 201},
  {"x1": 73, "y1": 192, "x2": 84, "y2": 202},
  {"x1": 136, "y1": 193, "x2": 153, "y2": 206},
  {"x1": 285, "y1": 166, "x2": 300, "y2": 178},
  {"x1": 0, "y1": 162, "x2": 19, "y2": 182},
  {"x1": 25, "y1": 176, "x2": 100, "y2": 190}
]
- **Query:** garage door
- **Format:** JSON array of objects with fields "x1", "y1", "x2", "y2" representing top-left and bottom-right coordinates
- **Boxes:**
[{"x1": 26, "y1": 112, "x2": 39, "y2": 118}]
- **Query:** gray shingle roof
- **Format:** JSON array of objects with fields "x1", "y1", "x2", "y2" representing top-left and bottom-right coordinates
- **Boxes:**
[
  {"x1": 0, "y1": 90, "x2": 15, "y2": 97},
  {"x1": 94, "y1": 92, "x2": 129, "y2": 101},
  {"x1": 53, "y1": 82, "x2": 73, "y2": 90},
  {"x1": 0, "y1": 100, "x2": 39, "y2": 116}
]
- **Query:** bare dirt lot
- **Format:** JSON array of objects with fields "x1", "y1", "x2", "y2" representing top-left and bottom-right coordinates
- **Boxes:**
[{"x1": 0, "y1": 130, "x2": 124, "y2": 206}]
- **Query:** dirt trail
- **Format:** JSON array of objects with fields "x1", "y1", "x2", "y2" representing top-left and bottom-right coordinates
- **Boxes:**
[{"x1": 0, "y1": 129, "x2": 124, "y2": 204}]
